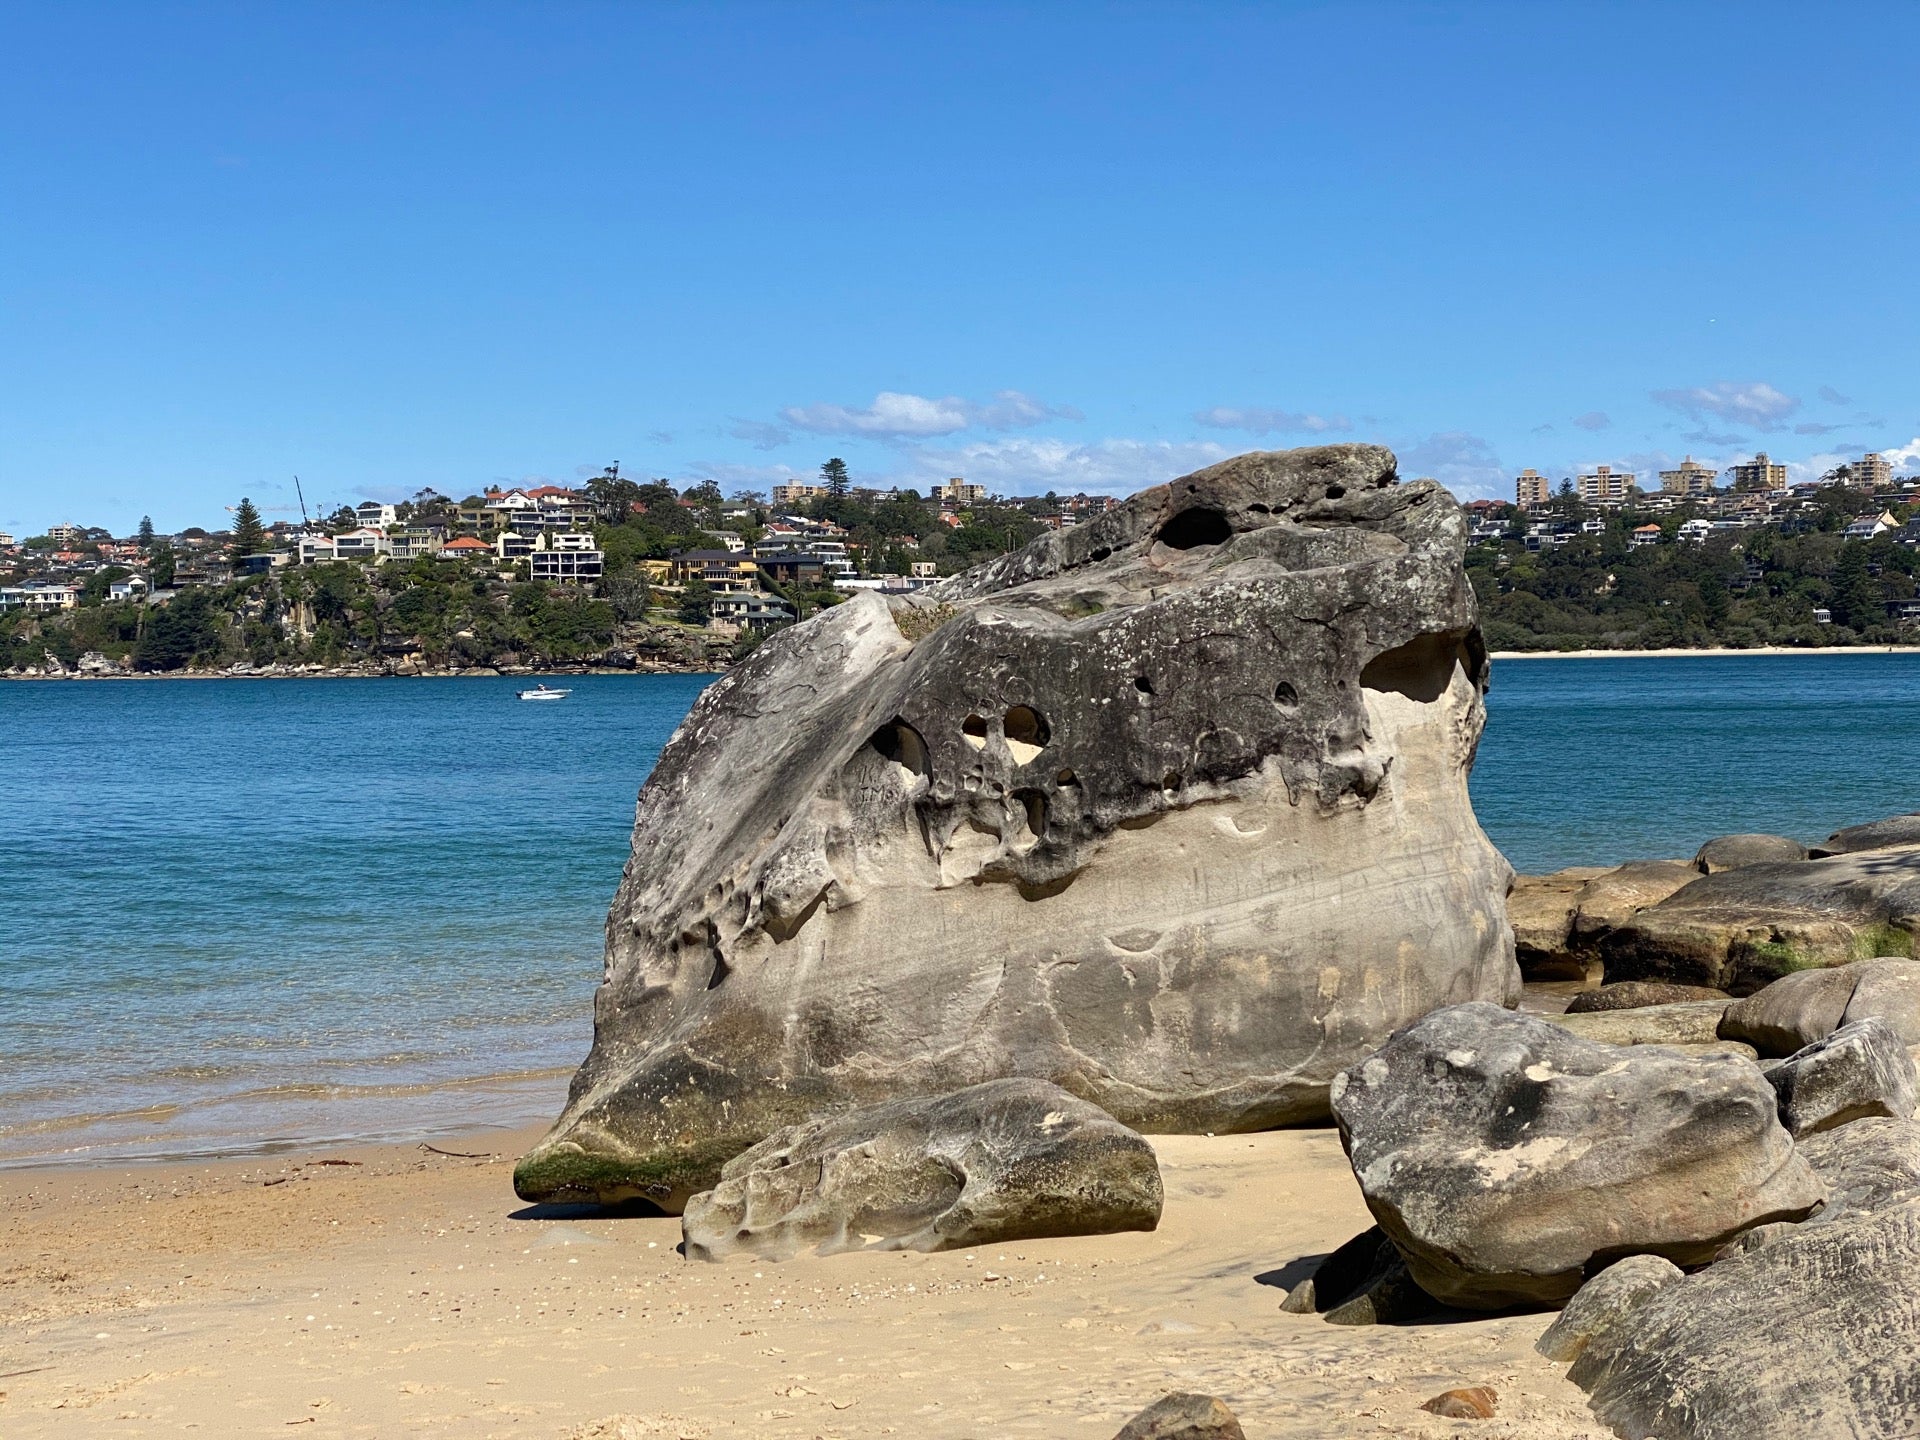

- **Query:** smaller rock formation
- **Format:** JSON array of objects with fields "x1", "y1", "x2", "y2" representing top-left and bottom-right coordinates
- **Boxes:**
[
  {"x1": 1693, "y1": 833, "x2": 1809, "y2": 872},
  {"x1": 1563, "y1": 981, "x2": 1729, "y2": 1013},
  {"x1": 1811, "y1": 812, "x2": 1920, "y2": 857},
  {"x1": 1535, "y1": 1254, "x2": 1682, "y2": 1363},
  {"x1": 1330, "y1": 1004, "x2": 1823, "y2": 1308},
  {"x1": 1111, "y1": 1393, "x2": 1246, "y2": 1440},
  {"x1": 679, "y1": 1079, "x2": 1162, "y2": 1261},
  {"x1": 1799, "y1": 1115, "x2": 1920, "y2": 1219},
  {"x1": 1601, "y1": 850, "x2": 1920, "y2": 991},
  {"x1": 1419, "y1": 1387, "x2": 1498, "y2": 1419},
  {"x1": 1508, "y1": 867, "x2": 1613, "y2": 978},
  {"x1": 1719, "y1": 957, "x2": 1920, "y2": 1056},
  {"x1": 1764, "y1": 1018, "x2": 1918, "y2": 1137}
]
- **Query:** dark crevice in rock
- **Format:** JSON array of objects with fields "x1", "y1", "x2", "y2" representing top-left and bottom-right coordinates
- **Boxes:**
[
  {"x1": 1155, "y1": 507, "x2": 1233, "y2": 550},
  {"x1": 869, "y1": 716, "x2": 929, "y2": 776},
  {"x1": 1359, "y1": 630, "x2": 1469, "y2": 704}
]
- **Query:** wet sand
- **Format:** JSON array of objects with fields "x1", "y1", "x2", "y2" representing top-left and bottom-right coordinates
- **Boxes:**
[{"x1": 0, "y1": 1124, "x2": 1608, "y2": 1439}]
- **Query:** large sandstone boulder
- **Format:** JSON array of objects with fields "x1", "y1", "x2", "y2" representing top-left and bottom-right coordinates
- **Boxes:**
[
  {"x1": 1566, "y1": 1130, "x2": 1920, "y2": 1439},
  {"x1": 1509, "y1": 867, "x2": 1612, "y2": 978},
  {"x1": 1719, "y1": 956, "x2": 1920, "y2": 1056},
  {"x1": 516, "y1": 446, "x2": 1518, "y2": 1209},
  {"x1": 1330, "y1": 1003, "x2": 1823, "y2": 1308},
  {"x1": 1693, "y1": 833, "x2": 1809, "y2": 872},
  {"x1": 679, "y1": 1078, "x2": 1161, "y2": 1261},
  {"x1": 1599, "y1": 849, "x2": 1920, "y2": 992}
]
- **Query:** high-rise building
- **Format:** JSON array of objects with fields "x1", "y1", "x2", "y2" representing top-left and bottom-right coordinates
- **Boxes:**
[
  {"x1": 1577, "y1": 465, "x2": 1634, "y2": 506},
  {"x1": 1727, "y1": 452, "x2": 1788, "y2": 491},
  {"x1": 1855, "y1": 452, "x2": 1893, "y2": 490},
  {"x1": 1658, "y1": 457, "x2": 1718, "y2": 496},
  {"x1": 1515, "y1": 469, "x2": 1552, "y2": 508}
]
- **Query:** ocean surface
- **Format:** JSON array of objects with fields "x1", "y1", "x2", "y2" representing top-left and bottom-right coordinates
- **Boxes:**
[{"x1": 4, "y1": 654, "x2": 1918, "y2": 1166}]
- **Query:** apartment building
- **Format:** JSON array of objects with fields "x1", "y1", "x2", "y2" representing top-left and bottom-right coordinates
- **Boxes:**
[
  {"x1": 1727, "y1": 452, "x2": 1788, "y2": 491},
  {"x1": 771, "y1": 482, "x2": 829, "y2": 506},
  {"x1": 1514, "y1": 469, "x2": 1552, "y2": 508},
  {"x1": 1855, "y1": 452, "x2": 1893, "y2": 491},
  {"x1": 1658, "y1": 457, "x2": 1718, "y2": 496},
  {"x1": 1578, "y1": 465, "x2": 1634, "y2": 506},
  {"x1": 529, "y1": 531, "x2": 604, "y2": 582},
  {"x1": 932, "y1": 478, "x2": 987, "y2": 506}
]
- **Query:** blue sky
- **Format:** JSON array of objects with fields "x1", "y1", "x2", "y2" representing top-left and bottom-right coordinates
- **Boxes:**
[{"x1": 4, "y1": 2, "x2": 1918, "y2": 537}]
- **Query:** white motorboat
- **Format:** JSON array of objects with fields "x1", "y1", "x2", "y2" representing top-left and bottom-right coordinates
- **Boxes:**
[{"x1": 517, "y1": 683, "x2": 571, "y2": 701}]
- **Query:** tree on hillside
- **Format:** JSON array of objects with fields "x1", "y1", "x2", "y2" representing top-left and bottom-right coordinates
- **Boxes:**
[
  {"x1": 586, "y1": 466, "x2": 645, "y2": 524},
  {"x1": 138, "y1": 515, "x2": 155, "y2": 547},
  {"x1": 231, "y1": 498, "x2": 266, "y2": 556},
  {"x1": 150, "y1": 541, "x2": 176, "y2": 589},
  {"x1": 821, "y1": 457, "x2": 850, "y2": 498}
]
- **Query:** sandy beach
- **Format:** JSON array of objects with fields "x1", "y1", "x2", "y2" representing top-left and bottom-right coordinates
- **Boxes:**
[{"x1": 0, "y1": 1125, "x2": 1608, "y2": 1439}]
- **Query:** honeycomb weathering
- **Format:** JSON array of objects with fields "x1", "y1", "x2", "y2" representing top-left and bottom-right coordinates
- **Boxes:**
[{"x1": 515, "y1": 444, "x2": 1519, "y2": 1211}]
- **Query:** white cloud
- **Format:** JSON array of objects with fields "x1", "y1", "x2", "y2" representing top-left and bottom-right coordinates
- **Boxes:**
[
  {"x1": 780, "y1": 389, "x2": 1078, "y2": 439},
  {"x1": 1649, "y1": 381, "x2": 1800, "y2": 431},
  {"x1": 1193, "y1": 406, "x2": 1353, "y2": 435},
  {"x1": 892, "y1": 436, "x2": 1235, "y2": 497},
  {"x1": 1397, "y1": 431, "x2": 1505, "y2": 499},
  {"x1": 1572, "y1": 411, "x2": 1611, "y2": 431},
  {"x1": 1883, "y1": 438, "x2": 1920, "y2": 470},
  {"x1": 1785, "y1": 451, "x2": 1852, "y2": 486}
]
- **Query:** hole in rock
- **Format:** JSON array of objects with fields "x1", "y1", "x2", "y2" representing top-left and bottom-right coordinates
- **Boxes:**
[
  {"x1": 1162, "y1": 771, "x2": 1184, "y2": 794},
  {"x1": 1133, "y1": 675, "x2": 1155, "y2": 696},
  {"x1": 868, "y1": 717, "x2": 929, "y2": 776},
  {"x1": 706, "y1": 952, "x2": 732, "y2": 990},
  {"x1": 1324, "y1": 484, "x2": 1346, "y2": 500},
  {"x1": 1056, "y1": 768, "x2": 1079, "y2": 787},
  {"x1": 1359, "y1": 631, "x2": 1471, "y2": 704},
  {"x1": 961, "y1": 714, "x2": 989, "y2": 750},
  {"x1": 1003, "y1": 705, "x2": 1049, "y2": 764},
  {"x1": 1248, "y1": 502, "x2": 1271, "y2": 515},
  {"x1": 1274, "y1": 681, "x2": 1298, "y2": 707},
  {"x1": 1155, "y1": 507, "x2": 1233, "y2": 550},
  {"x1": 1015, "y1": 788, "x2": 1049, "y2": 839},
  {"x1": 1088, "y1": 545, "x2": 1112, "y2": 563}
]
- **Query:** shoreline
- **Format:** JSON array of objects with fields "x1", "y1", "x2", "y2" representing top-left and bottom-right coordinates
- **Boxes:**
[
  {"x1": 0, "y1": 1123, "x2": 1607, "y2": 1438},
  {"x1": 1490, "y1": 644, "x2": 1920, "y2": 660}
]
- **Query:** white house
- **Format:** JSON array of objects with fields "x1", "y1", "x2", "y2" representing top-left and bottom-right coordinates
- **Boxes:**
[
  {"x1": 529, "y1": 531, "x2": 603, "y2": 582},
  {"x1": 1676, "y1": 518, "x2": 1715, "y2": 544},
  {"x1": 331, "y1": 528, "x2": 391, "y2": 560},
  {"x1": 107, "y1": 576, "x2": 149, "y2": 601},
  {"x1": 1843, "y1": 511, "x2": 1898, "y2": 541},
  {"x1": 0, "y1": 584, "x2": 79, "y2": 612},
  {"x1": 354, "y1": 501, "x2": 399, "y2": 530}
]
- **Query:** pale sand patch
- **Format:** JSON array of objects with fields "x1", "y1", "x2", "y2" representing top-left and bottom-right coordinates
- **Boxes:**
[{"x1": 0, "y1": 1127, "x2": 1608, "y2": 1438}]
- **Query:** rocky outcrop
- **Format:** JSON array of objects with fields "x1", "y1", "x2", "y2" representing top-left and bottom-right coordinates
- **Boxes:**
[
  {"x1": 1719, "y1": 957, "x2": 1920, "y2": 1056},
  {"x1": 1541, "y1": 998, "x2": 1734, "y2": 1049},
  {"x1": 1763, "y1": 1019, "x2": 1917, "y2": 1137},
  {"x1": 1566, "y1": 1150, "x2": 1920, "y2": 1438},
  {"x1": 1330, "y1": 1004, "x2": 1822, "y2": 1308},
  {"x1": 1535, "y1": 1254, "x2": 1682, "y2": 1363},
  {"x1": 679, "y1": 1079, "x2": 1161, "y2": 1261},
  {"x1": 1599, "y1": 850, "x2": 1920, "y2": 992},
  {"x1": 516, "y1": 446, "x2": 1517, "y2": 1209},
  {"x1": 1693, "y1": 833, "x2": 1809, "y2": 872},
  {"x1": 1509, "y1": 862, "x2": 1697, "y2": 980}
]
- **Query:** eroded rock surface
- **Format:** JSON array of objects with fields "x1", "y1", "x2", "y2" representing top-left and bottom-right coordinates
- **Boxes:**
[
  {"x1": 1764, "y1": 1018, "x2": 1918, "y2": 1137},
  {"x1": 1600, "y1": 850, "x2": 1920, "y2": 992},
  {"x1": 1563, "y1": 981, "x2": 1730, "y2": 1014},
  {"x1": 679, "y1": 1078, "x2": 1161, "y2": 1261},
  {"x1": 517, "y1": 446, "x2": 1517, "y2": 1208},
  {"x1": 1535, "y1": 1254, "x2": 1682, "y2": 1363},
  {"x1": 1330, "y1": 1003, "x2": 1822, "y2": 1309},
  {"x1": 1111, "y1": 1392, "x2": 1246, "y2": 1440},
  {"x1": 1812, "y1": 811, "x2": 1920, "y2": 857},
  {"x1": 1567, "y1": 1186, "x2": 1920, "y2": 1438}
]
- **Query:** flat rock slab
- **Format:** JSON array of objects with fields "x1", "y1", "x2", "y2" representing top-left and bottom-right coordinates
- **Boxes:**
[
  {"x1": 1812, "y1": 811, "x2": 1920, "y2": 857},
  {"x1": 679, "y1": 1078, "x2": 1163, "y2": 1261},
  {"x1": 1331, "y1": 1003, "x2": 1823, "y2": 1308},
  {"x1": 1564, "y1": 981, "x2": 1730, "y2": 1014},
  {"x1": 1693, "y1": 833, "x2": 1809, "y2": 872},
  {"x1": 1600, "y1": 851, "x2": 1920, "y2": 992},
  {"x1": 1540, "y1": 998, "x2": 1730, "y2": 1047},
  {"x1": 516, "y1": 445, "x2": 1519, "y2": 1209}
]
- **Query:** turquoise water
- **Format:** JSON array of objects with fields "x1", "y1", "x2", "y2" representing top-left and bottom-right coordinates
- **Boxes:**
[{"x1": 3, "y1": 655, "x2": 1917, "y2": 1165}]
